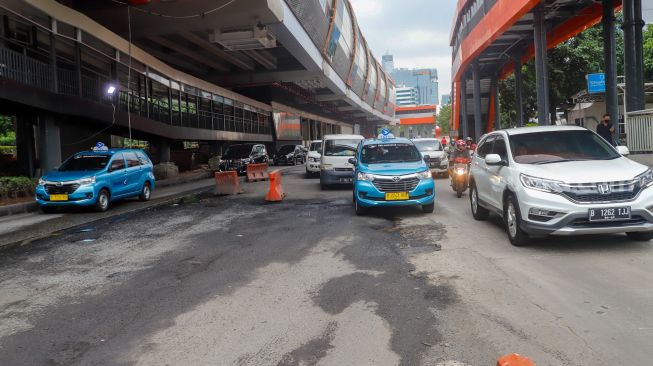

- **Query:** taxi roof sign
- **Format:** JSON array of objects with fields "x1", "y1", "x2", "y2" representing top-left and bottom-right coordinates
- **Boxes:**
[
  {"x1": 92, "y1": 142, "x2": 109, "y2": 152},
  {"x1": 378, "y1": 128, "x2": 395, "y2": 139}
]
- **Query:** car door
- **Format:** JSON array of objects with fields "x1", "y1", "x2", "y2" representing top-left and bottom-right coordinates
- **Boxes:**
[
  {"x1": 485, "y1": 135, "x2": 510, "y2": 209},
  {"x1": 472, "y1": 135, "x2": 495, "y2": 202},
  {"x1": 123, "y1": 151, "x2": 143, "y2": 195},
  {"x1": 107, "y1": 153, "x2": 128, "y2": 198}
]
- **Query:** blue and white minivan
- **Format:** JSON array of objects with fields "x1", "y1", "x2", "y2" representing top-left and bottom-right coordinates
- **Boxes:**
[
  {"x1": 350, "y1": 132, "x2": 436, "y2": 215},
  {"x1": 35, "y1": 146, "x2": 155, "y2": 213}
]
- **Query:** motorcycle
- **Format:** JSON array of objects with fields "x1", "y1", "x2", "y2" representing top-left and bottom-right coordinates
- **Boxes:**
[{"x1": 450, "y1": 157, "x2": 471, "y2": 198}]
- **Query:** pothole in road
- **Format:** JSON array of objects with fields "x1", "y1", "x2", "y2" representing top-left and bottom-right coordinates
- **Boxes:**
[{"x1": 380, "y1": 217, "x2": 446, "y2": 255}]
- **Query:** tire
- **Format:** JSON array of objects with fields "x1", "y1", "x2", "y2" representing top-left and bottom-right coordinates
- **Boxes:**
[
  {"x1": 470, "y1": 183, "x2": 490, "y2": 220},
  {"x1": 355, "y1": 196, "x2": 367, "y2": 216},
  {"x1": 139, "y1": 182, "x2": 152, "y2": 201},
  {"x1": 504, "y1": 194, "x2": 530, "y2": 246},
  {"x1": 320, "y1": 183, "x2": 329, "y2": 190},
  {"x1": 41, "y1": 206, "x2": 57, "y2": 214},
  {"x1": 292, "y1": 158, "x2": 297, "y2": 166},
  {"x1": 422, "y1": 202, "x2": 435, "y2": 213},
  {"x1": 94, "y1": 189, "x2": 110, "y2": 212},
  {"x1": 626, "y1": 232, "x2": 653, "y2": 241},
  {"x1": 456, "y1": 183, "x2": 463, "y2": 198}
]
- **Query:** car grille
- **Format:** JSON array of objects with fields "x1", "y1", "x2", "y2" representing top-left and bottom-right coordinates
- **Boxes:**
[
  {"x1": 560, "y1": 181, "x2": 641, "y2": 203},
  {"x1": 335, "y1": 168, "x2": 353, "y2": 172},
  {"x1": 372, "y1": 176, "x2": 420, "y2": 192},
  {"x1": 45, "y1": 183, "x2": 80, "y2": 194},
  {"x1": 569, "y1": 215, "x2": 647, "y2": 228},
  {"x1": 428, "y1": 158, "x2": 441, "y2": 167}
]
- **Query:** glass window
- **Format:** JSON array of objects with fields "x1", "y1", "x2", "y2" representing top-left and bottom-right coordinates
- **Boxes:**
[
  {"x1": 59, "y1": 154, "x2": 110, "y2": 171},
  {"x1": 361, "y1": 143, "x2": 421, "y2": 164},
  {"x1": 110, "y1": 154, "x2": 126, "y2": 171},
  {"x1": 124, "y1": 152, "x2": 141, "y2": 167},
  {"x1": 136, "y1": 151, "x2": 151, "y2": 165},
  {"x1": 509, "y1": 130, "x2": 620, "y2": 164},
  {"x1": 324, "y1": 139, "x2": 360, "y2": 156},
  {"x1": 476, "y1": 135, "x2": 495, "y2": 159},
  {"x1": 413, "y1": 140, "x2": 442, "y2": 152},
  {"x1": 309, "y1": 141, "x2": 322, "y2": 151},
  {"x1": 491, "y1": 137, "x2": 508, "y2": 161}
]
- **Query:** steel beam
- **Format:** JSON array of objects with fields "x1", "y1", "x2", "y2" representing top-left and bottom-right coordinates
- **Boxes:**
[
  {"x1": 149, "y1": 36, "x2": 229, "y2": 73},
  {"x1": 472, "y1": 60, "x2": 483, "y2": 141},
  {"x1": 603, "y1": 0, "x2": 619, "y2": 128},
  {"x1": 181, "y1": 32, "x2": 255, "y2": 71},
  {"x1": 533, "y1": 4, "x2": 550, "y2": 125},
  {"x1": 622, "y1": 0, "x2": 646, "y2": 112},
  {"x1": 513, "y1": 55, "x2": 524, "y2": 127},
  {"x1": 49, "y1": 18, "x2": 58, "y2": 93}
]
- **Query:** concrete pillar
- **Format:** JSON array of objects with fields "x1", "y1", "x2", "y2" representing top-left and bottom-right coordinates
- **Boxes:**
[
  {"x1": 460, "y1": 73, "x2": 468, "y2": 139},
  {"x1": 493, "y1": 77, "x2": 501, "y2": 131},
  {"x1": 15, "y1": 115, "x2": 36, "y2": 177},
  {"x1": 472, "y1": 61, "x2": 483, "y2": 141},
  {"x1": 533, "y1": 4, "x2": 550, "y2": 125},
  {"x1": 513, "y1": 55, "x2": 524, "y2": 127},
  {"x1": 159, "y1": 137, "x2": 171, "y2": 163},
  {"x1": 622, "y1": 0, "x2": 646, "y2": 112},
  {"x1": 37, "y1": 114, "x2": 62, "y2": 174}
]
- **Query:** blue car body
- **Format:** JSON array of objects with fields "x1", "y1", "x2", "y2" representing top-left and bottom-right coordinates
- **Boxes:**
[
  {"x1": 353, "y1": 138, "x2": 436, "y2": 211},
  {"x1": 35, "y1": 149, "x2": 155, "y2": 210}
]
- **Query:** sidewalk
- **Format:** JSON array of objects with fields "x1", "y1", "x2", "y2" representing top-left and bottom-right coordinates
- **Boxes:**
[{"x1": 0, "y1": 177, "x2": 216, "y2": 249}]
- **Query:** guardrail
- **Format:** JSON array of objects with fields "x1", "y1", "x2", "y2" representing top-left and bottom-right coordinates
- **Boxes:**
[{"x1": 625, "y1": 109, "x2": 653, "y2": 153}]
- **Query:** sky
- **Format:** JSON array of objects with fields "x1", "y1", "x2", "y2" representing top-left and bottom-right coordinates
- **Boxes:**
[{"x1": 350, "y1": 0, "x2": 456, "y2": 97}]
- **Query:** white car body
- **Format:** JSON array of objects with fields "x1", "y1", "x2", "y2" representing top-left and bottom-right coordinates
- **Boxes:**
[
  {"x1": 412, "y1": 138, "x2": 449, "y2": 176},
  {"x1": 469, "y1": 125, "x2": 653, "y2": 244},
  {"x1": 320, "y1": 134, "x2": 365, "y2": 187},
  {"x1": 306, "y1": 140, "x2": 322, "y2": 175}
]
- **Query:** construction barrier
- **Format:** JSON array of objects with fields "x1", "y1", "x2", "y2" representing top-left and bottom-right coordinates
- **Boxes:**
[
  {"x1": 214, "y1": 171, "x2": 243, "y2": 195},
  {"x1": 497, "y1": 354, "x2": 536, "y2": 366},
  {"x1": 265, "y1": 170, "x2": 286, "y2": 202},
  {"x1": 246, "y1": 163, "x2": 270, "y2": 182}
]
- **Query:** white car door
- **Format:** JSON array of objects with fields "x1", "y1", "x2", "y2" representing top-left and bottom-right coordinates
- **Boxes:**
[
  {"x1": 485, "y1": 135, "x2": 510, "y2": 210},
  {"x1": 472, "y1": 135, "x2": 495, "y2": 203}
]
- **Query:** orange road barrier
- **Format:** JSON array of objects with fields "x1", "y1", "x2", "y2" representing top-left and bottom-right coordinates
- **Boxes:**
[
  {"x1": 265, "y1": 170, "x2": 286, "y2": 202},
  {"x1": 246, "y1": 163, "x2": 270, "y2": 182},
  {"x1": 497, "y1": 354, "x2": 536, "y2": 366},
  {"x1": 214, "y1": 171, "x2": 243, "y2": 195}
]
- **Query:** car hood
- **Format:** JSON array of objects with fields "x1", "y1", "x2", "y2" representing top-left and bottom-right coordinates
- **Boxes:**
[
  {"x1": 360, "y1": 161, "x2": 428, "y2": 176},
  {"x1": 419, "y1": 150, "x2": 446, "y2": 159},
  {"x1": 42, "y1": 170, "x2": 98, "y2": 182},
  {"x1": 307, "y1": 151, "x2": 321, "y2": 158},
  {"x1": 517, "y1": 157, "x2": 648, "y2": 183}
]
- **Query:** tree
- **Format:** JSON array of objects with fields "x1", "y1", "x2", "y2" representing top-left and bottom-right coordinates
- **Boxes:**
[
  {"x1": 644, "y1": 25, "x2": 653, "y2": 82},
  {"x1": 0, "y1": 116, "x2": 13, "y2": 137},
  {"x1": 437, "y1": 104, "x2": 452, "y2": 135}
]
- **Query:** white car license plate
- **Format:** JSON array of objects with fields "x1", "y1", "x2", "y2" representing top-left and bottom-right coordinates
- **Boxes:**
[
  {"x1": 588, "y1": 207, "x2": 631, "y2": 222},
  {"x1": 339, "y1": 178, "x2": 353, "y2": 183}
]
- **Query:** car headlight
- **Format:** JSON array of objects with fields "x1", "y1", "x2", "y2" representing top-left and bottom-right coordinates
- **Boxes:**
[
  {"x1": 321, "y1": 164, "x2": 333, "y2": 171},
  {"x1": 636, "y1": 169, "x2": 653, "y2": 187},
  {"x1": 78, "y1": 176, "x2": 96, "y2": 186},
  {"x1": 520, "y1": 174, "x2": 564, "y2": 193},
  {"x1": 309, "y1": 157, "x2": 320, "y2": 162},
  {"x1": 417, "y1": 170, "x2": 432, "y2": 180},
  {"x1": 38, "y1": 178, "x2": 45, "y2": 186},
  {"x1": 357, "y1": 172, "x2": 375, "y2": 181}
]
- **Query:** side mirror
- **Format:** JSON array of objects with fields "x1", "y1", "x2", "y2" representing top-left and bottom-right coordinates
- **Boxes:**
[
  {"x1": 348, "y1": 157, "x2": 357, "y2": 165},
  {"x1": 617, "y1": 146, "x2": 630, "y2": 156},
  {"x1": 423, "y1": 155, "x2": 430, "y2": 163},
  {"x1": 485, "y1": 153, "x2": 506, "y2": 166}
]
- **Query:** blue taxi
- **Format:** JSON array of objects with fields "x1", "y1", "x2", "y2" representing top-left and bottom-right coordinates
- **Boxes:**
[
  {"x1": 35, "y1": 144, "x2": 155, "y2": 213},
  {"x1": 349, "y1": 132, "x2": 435, "y2": 215}
]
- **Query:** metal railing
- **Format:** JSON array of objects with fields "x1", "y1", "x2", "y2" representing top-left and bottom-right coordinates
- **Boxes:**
[{"x1": 625, "y1": 109, "x2": 653, "y2": 153}]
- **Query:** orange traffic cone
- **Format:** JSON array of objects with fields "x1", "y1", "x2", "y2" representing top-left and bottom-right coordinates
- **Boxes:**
[{"x1": 497, "y1": 353, "x2": 536, "y2": 366}]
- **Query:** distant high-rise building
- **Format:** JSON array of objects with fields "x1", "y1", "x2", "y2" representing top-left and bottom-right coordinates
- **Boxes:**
[
  {"x1": 389, "y1": 64, "x2": 439, "y2": 106},
  {"x1": 396, "y1": 86, "x2": 419, "y2": 106},
  {"x1": 382, "y1": 54, "x2": 394, "y2": 72},
  {"x1": 441, "y1": 94, "x2": 451, "y2": 105}
]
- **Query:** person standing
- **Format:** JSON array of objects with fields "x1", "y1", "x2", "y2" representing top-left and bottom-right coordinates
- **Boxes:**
[{"x1": 596, "y1": 113, "x2": 616, "y2": 146}]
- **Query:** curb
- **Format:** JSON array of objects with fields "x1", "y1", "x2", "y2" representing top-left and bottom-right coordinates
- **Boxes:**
[
  {"x1": 0, "y1": 201, "x2": 39, "y2": 217},
  {"x1": 0, "y1": 185, "x2": 214, "y2": 252}
]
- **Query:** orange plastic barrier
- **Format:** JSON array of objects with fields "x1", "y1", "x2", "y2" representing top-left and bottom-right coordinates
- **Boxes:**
[
  {"x1": 214, "y1": 171, "x2": 243, "y2": 195},
  {"x1": 497, "y1": 354, "x2": 536, "y2": 366},
  {"x1": 246, "y1": 163, "x2": 269, "y2": 182},
  {"x1": 265, "y1": 170, "x2": 286, "y2": 202}
]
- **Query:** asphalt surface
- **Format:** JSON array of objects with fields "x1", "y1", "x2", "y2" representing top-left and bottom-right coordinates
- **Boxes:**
[{"x1": 0, "y1": 166, "x2": 652, "y2": 365}]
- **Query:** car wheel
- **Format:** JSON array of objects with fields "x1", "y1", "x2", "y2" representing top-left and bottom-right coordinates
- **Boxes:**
[
  {"x1": 41, "y1": 206, "x2": 57, "y2": 214},
  {"x1": 139, "y1": 182, "x2": 151, "y2": 201},
  {"x1": 355, "y1": 196, "x2": 367, "y2": 216},
  {"x1": 321, "y1": 183, "x2": 329, "y2": 190},
  {"x1": 470, "y1": 183, "x2": 489, "y2": 220},
  {"x1": 94, "y1": 189, "x2": 110, "y2": 212},
  {"x1": 504, "y1": 194, "x2": 530, "y2": 246},
  {"x1": 626, "y1": 232, "x2": 653, "y2": 241},
  {"x1": 422, "y1": 202, "x2": 435, "y2": 213}
]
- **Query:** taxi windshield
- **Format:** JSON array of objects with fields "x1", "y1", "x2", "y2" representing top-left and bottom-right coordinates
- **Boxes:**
[
  {"x1": 59, "y1": 155, "x2": 110, "y2": 171},
  {"x1": 361, "y1": 143, "x2": 422, "y2": 164}
]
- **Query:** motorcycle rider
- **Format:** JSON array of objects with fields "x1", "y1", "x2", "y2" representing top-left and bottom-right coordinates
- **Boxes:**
[{"x1": 449, "y1": 139, "x2": 471, "y2": 169}]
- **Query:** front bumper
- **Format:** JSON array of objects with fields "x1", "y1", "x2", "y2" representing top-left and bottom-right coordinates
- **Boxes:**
[
  {"x1": 306, "y1": 161, "x2": 321, "y2": 172},
  {"x1": 517, "y1": 186, "x2": 653, "y2": 236},
  {"x1": 355, "y1": 179, "x2": 435, "y2": 208},
  {"x1": 35, "y1": 185, "x2": 97, "y2": 207},
  {"x1": 320, "y1": 169, "x2": 354, "y2": 185}
]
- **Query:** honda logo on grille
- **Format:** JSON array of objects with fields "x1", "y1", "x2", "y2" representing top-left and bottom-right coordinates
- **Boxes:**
[
  {"x1": 392, "y1": 176, "x2": 401, "y2": 182},
  {"x1": 597, "y1": 183, "x2": 611, "y2": 195}
]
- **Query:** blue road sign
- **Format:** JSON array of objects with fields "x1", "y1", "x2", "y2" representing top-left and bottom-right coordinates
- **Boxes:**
[{"x1": 587, "y1": 73, "x2": 606, "y2": 94}]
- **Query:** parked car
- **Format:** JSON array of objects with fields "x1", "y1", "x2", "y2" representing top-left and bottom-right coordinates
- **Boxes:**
[
  {"x1": 273, "y1": 144, "x2": 306, "y2": 166},
  {"x1": 351, "y1": 136, "x2": 435, "y2": 215},
  {"x1": 412, "y1": 138, "x2": 449, "y2": 178},
  {"x1": 320, "y1": 134, "x2": 365, "y2": 189},
  {"x1": 468, "y1": 125, "x2": 653, "y2": 246},
  {"x1": 305, "y1": 140, "x2": 322, "y2": 177},
  {"x1": 35, "y1": 148, "x2": 155, "y2": 213},
  {"x1": 219, "y1": 143, "x2": 268, "y2": 175}
]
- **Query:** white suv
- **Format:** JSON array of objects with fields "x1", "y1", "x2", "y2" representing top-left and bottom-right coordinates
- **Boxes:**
[{"x1": 469, "y1": 126, "x2": 653, "y2": 246}]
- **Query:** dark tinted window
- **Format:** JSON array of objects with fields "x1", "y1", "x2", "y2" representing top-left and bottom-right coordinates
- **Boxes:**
[
  {"x1": 309, "y1": 142, "x2": 322, "y2": 151},
  {"x1": 492, "y1": 137, "x2": 508, "y2": 160},
  {"x1": 110, "y1": 154, "x2": 126, "y2": 171},
  {"x1": 361, "y1": 143, "x2": 421, "y2": 164},
  {"x1": 509, "y1": 130, "x2": 620, "y2": 164},
  {"x1": 59, "y1": 154, "x2": 110, "y2": 171},
  {"x1": 136, "y1": 151, "x2": 151, "y2": 165},
  {"x1": 224, "y1": 144, "x2": 254, "y2": 158},
  {"x1": 278, "y1": 145, "x2": 295, "y2": 154},
  {"x1": 124, "y1": 152, "x2": 141, "y2": 167},
  {"x1": 476, "y1": 136, "x2": 495, "y2": 159}
]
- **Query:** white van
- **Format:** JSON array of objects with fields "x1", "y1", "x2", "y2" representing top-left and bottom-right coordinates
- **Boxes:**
[{"x1": 320, "y1": 134, "x2": 365, "y2": 189}]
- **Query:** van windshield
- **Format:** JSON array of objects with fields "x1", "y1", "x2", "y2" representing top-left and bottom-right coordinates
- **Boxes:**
[
  {"x1": 361, "y1": 143, "x2": 422, "y2": 164},
  {"x1": 324, "y1": 139, "x2": 359, "y2": 156},
  {"x1": 413, "y1": 140, "x2": 442, "y2": 152},
  {"x1": 59, "y1": 155, "x2": 110, "y2": 171}
]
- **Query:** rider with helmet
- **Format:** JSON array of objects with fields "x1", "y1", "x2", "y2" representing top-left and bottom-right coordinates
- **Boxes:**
[{"x1": 449, "y1": 139, "x2": 471, "y2": 169}]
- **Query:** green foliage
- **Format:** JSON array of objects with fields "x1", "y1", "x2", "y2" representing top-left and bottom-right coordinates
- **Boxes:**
[
  {"x1": 644, "y1": 25, "x2": 653, "y2": 82},
  {"x1": 0, "y1": 146, "x2": 16, "y2": 155},
  {"x1": 437, "y1": 104, "x2": 452, "y2": 135},
  {"x1": 0, "y1": 132, "x2": 16, "y2": 146},
  {"x1": 0, "y1": 116, "x2": 13, "y2": 137},
  {"x1": 0, "y1": 176, "x2": 37, "y2": 200}
]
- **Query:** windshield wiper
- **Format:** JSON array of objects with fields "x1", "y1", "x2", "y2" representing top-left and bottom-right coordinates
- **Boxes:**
[{"x1": 533, "y1": 159, "x2": 586, "y2": 165}]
